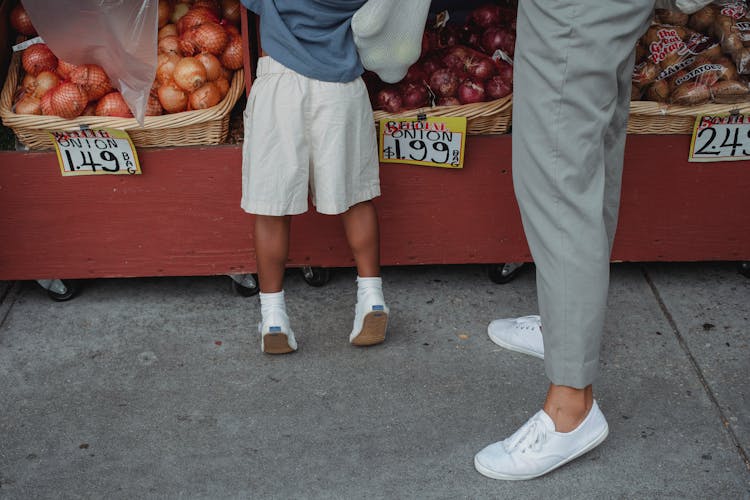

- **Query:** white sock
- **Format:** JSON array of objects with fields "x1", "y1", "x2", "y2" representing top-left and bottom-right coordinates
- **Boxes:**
[
  {"x1": 259, "y1": 290, "x2": 286, "y2": 320},
  {"x1": 356, "y1": 276, "x2": 383, "y2": 301}
]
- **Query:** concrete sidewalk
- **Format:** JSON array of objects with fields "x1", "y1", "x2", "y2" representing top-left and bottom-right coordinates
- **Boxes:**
[{"x1": 0, "y1": 262, "x2": 748, "y2": 499}]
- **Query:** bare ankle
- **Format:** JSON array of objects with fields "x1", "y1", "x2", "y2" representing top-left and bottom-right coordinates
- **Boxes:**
[{"x1": 543, "y1": 384, "x2": 594, "y2": 433}]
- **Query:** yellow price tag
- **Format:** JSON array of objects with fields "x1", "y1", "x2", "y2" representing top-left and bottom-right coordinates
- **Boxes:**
[
  {"x1": 689, "y1": 113, "x2": 750, "y2": 162},
  {"x1": 50, "y1": 128, "x2": 141, "y2": 176},
  {"x1": 379, "y1": 116, "x2": 467, "y2": 169}
]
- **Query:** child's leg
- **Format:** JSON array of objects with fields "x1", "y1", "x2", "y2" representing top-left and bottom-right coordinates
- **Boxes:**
[
  {"x1": 254, "y1": 215, "x2": 291, "y2": 292},
  {"x1": 254, "y1": 215, "x2": 296, "y2": 354},
  {"x1": 340, "y1": 201, "x2": 380, "y2": 277},
  {"x1": 341, "y1": 201, "x2": 388, "y2": 346}
]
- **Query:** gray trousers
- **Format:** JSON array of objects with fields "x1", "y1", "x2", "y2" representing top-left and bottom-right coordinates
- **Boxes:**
[{"x1": 512, "y1": 0, "x2": 655, "y2": 388}]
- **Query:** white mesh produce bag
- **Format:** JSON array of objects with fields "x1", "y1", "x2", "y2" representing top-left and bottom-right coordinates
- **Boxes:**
[
  {"x1": 352, "y1": 0, "x2": 431, "y2": 83},
  {"x1": 655, "y1": 0, "x2": 715, "y2": 13}
]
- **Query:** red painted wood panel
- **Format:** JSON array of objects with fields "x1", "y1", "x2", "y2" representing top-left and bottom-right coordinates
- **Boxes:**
[{"x1": 0, "y1": 135, "x2": 747, "y2": 280}]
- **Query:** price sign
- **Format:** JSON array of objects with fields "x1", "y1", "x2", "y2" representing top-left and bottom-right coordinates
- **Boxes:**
[
  {"x1": 379, "y1": 116, "x2": 467, "y2": 169},
  {"x1": 689, "y1": 113, "x2": 750, "y2": 162},
  {"x1": 50, "y1": 128, "x2": 141, "y2": 176}
]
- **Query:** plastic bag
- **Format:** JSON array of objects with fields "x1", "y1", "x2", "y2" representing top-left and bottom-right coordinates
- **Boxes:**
[
  {"x1": 21, "y1": 0, "x2": 158, "y2": 124},
  {"x1": 352, "y1": 0, "x2": 431, "y2": 83}
]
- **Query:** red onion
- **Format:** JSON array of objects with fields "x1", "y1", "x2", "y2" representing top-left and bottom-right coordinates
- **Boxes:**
[
  {"x1": 481, "y1": 27, "x2": 515, "y2": 57},
  {"x1": 377, "y1": 87, "x2": 402, "y2": 113},
  {"x1": 466, "y1": 56, "x2": 497, "y2": 80},
  {"x1": 458, "y1": 78, "x2": 486, "y2": 104},
  {"x1": 486, "y1": 76, "x2": 512, "y2": 100},
  {"x1": 421, "y1": 56, "x2": 445, "y2": 77},
  {"x1": 462, "y1": 24, "x2": 483, "y2": 49},
  {"x1": 496, "y1": 60, "x2": 513, "y2": 82},
  {"x1": 470, "y1": 5, "x2": 502, "y2": 28},
  {"x1": 429, "y1": 68, "x2": 459, "y2": 98},
  {"x1": 400, "y1": 82, "x2": 428, "y2": 109},
  {"x1": 437, "y1": 97, "x2": 461, "y2": 107},
  {"x1": 404, "y1": 63, "x2": 428, "y2": 84}
]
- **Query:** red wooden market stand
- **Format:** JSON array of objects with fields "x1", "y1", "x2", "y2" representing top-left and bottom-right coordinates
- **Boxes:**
[{"x1": 0, "y1": 5, "x2": 748, "y2": 285}]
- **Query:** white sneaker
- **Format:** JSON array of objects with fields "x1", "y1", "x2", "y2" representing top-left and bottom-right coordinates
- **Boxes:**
[
  {"x1": 349, "y1": 288, "x2": 389, "y2": 346},
  {"x1": 487, "y1": 315, "x2": 544, "y2": 359},
  {"x1": 474, "y1": 400, "x2": 609, "y2": 480},
  {"x1": 259, "y1": 309, "x2": 297, "y2": 354}
]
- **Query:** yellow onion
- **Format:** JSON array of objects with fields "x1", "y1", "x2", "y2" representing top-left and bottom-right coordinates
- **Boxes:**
[
  {"x1": 177, "y1": 6, "x2": 219, "y2": 34},
  {"x1": 40, "y1": 90, "x2": 54, "y2": 115},
  {"x1": 171, "y1": 2, "x2": 190, "y2": 24},
  {"x1": 193, "y1": 0, "x2": 221, "y2": 17},
  {"x1": 156, "y1": 53, "x2": 182, "y2": 85},
  {"x1": 192, "y1": 22, "x2": 228, "y2": 56},
  {"x1": 95, "y1": 92, "x2": 133, "y2": 117},
  {"x1": 49, "y1": 82, "x2": 88, "y2": 118},
  {"x1": 220, "y1": 36, "x2": 243, "y2": 70},
  {"x1": 214, "y1": 77, "x2": 230, "y2": 98},
  {"x1": 159, "y1": 35, "x2": 182, "y2": 56},
  {"x1": 158, "y1": 83, "x2": 188, "y2": 113},
  {"x1": 10, "y1": 4, "x2": 36, "y2": 36},
  {"x1": 158, "y1": 0, "x2": 172, "y2": 28},
  {"x1": 189, "y1": 81, "x2": 222, "y2": 109},
  {"x1": 159, "y1": 23, "x2": 178, "y2": 40},
  {"x1": 224, "y1": 24, "x2": 240, "y2": 40},
  {"x1": 21, "y1": 74, "x2": 37, "y2": 96},
  {"x1": 14, "y1": 95, "x2": 41, "y2": 115},
  {"x1": 57, "y1": 60, "x2": 79, "y2": 80},
  {"x1": 221, "y1": 0, "x2": 241, "y2": 26},
  {"x1": 70, "y1": 64, "x2": 113, "y2": 101},
  {"x1": 22, "y1": 44, "x2": 58, "y2": 76},
  {"x1": 33, "y1": 71, "x2": 60, "y2": 99},
  {"x1": 195, "y1": 52, "x2": 222, "y2": 81},
  {"x1": 146, "y1": 94, "x2": 164, "y2": 116},
  {"x1": 81, "y1": 102, "x2": 98, "y2": 116},
  {"x1": 174, "y1": 56, "x2": 207, "y2": 91}
]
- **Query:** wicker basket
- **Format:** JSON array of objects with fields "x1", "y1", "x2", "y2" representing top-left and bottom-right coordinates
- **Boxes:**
[
  {"x1": 628, "y1": 100, "x2": 750, "y2": 134},
  {"x1": 373, "y1": 93, "x2": 513, "y2": 135},
  {"x1": 0, "y1": 51, "x2": 244, "y2": 150}
]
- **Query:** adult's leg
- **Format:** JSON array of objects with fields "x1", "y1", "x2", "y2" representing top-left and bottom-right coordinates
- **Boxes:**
[{"x1": 512, "y1": 0, "x2": 655, "y2": 429}]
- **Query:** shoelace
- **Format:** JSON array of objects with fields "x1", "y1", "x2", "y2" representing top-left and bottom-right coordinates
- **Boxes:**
[
  {"x1": 504, "y1": 414, "x2": 548, "y2": 454},
  {"x1": 514, "y1": 316, "x2": 541, "y2": 331}
]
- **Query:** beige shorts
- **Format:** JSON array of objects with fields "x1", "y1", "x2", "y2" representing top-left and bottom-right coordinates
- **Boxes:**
[{"x1": 241, "y1": 57, "x2": 381, "y2": 216}]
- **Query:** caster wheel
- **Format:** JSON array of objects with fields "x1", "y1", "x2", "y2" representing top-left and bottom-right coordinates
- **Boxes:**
[
  {"x1": 302, "y1": 266, "x2": 331, "y2": 287},
  {"x1": 231, "y1": 274, "x2": 260, "y2": 297},
  {"x1": 47, "y1": 280, "x2": 79, "y2": 301},
  {"x1": 488, "y1": 262, "x2": 525, "y2": 284},
  {"x1": 739, "y1": 261, "x2": 750, "y2": 278}
]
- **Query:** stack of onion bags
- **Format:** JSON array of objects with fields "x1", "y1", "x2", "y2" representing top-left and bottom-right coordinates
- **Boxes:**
[
  {"x1": 9, "y1": 0, "x2": 243, "y2": 119},
  {"x1": 369, "y1": 3, "x2": 516, "y2": 113},
  {"x1": 632, "y1": 3, "x2": 750, "y2": 105}
]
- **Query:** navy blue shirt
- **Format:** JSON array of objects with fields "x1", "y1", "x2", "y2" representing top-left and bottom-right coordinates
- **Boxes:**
[{"x1": 241, "y1": 0, "x2": 367, "y2": 82}]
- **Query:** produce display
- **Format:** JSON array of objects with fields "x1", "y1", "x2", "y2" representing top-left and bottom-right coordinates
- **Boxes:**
[
  {"x1": 8, "y1": 0, "x2": 243, "y2": 119},
  {"x1": 368, "y1": 3, "x2": 517, "y2": 114},
  {"x1": 633, "y1": 1, "x2": 750, "y2": 105}
]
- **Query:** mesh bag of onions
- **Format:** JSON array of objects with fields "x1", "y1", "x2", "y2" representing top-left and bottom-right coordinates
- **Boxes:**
[
  {"x1": 11, "y1": 0, "x2": 243, "y2": 122},
  {"x1": 368, "y1": 1, "x2": 516, "y2": 114}
]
